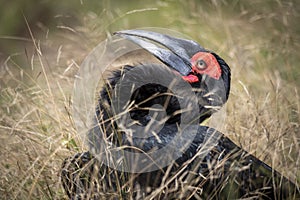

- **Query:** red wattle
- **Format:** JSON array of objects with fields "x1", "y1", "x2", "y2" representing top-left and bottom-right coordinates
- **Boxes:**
[{"x1": 182, "y1": 74, "x2": 199, "y2": 83}]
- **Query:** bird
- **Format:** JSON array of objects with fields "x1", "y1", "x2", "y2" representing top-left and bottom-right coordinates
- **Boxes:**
[{"x1": 61, "y1": 30, "x2": 299, "y2": 199}]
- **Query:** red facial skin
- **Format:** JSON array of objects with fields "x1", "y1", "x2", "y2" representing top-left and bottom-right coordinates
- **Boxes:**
[{"x1": 183, "y1": 52, "x2": 222, "y2": 83}]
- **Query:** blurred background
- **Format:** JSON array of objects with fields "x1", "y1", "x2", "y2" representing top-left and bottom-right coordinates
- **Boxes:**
[{"x1": 0, "y1": 0, "x2": 299, "y2": 199}]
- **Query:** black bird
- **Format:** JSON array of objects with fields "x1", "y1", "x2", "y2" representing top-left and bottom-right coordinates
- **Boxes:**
[{"x1": 61, "y1": 30, "x2": 299, "y2": 199}]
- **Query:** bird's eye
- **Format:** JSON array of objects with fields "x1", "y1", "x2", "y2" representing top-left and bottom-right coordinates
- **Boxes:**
[{"x1": 196, "y1": 59, "x2": 207, "y2": 70}]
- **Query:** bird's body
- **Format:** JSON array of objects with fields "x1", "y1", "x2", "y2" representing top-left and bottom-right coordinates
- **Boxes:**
[
  {"x1": 61, "y1": 30, "x2": 299, "y2": 199},
  {"x1": 62, "y1": 124, "x2": 299, "y2": 199}
]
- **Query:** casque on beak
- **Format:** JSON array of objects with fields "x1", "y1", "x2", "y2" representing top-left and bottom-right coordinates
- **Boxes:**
[{"x1": 114, "y1": 29, "x2": 207, "y2": 76}]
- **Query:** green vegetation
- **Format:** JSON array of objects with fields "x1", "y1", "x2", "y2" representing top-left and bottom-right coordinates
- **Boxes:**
[{"x1": 0, "y1": 0, "x2": 299, "y2": 199}]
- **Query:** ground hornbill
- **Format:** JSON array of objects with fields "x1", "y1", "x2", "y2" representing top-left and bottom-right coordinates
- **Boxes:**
[{"x1": 61, "y1": 30, "x2": 299, "y2": 199}]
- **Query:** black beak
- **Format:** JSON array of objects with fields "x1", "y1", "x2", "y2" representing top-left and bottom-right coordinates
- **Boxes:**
[{"x1": 114, "y1": 29, "x2": 206, "y2": 76}]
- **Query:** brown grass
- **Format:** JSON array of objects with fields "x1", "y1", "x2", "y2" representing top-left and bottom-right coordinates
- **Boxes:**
[{"x1": 0, "y1": 0, "x2": 299, "y2": 199}]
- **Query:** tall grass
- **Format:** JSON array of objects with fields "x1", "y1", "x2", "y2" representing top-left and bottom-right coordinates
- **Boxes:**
[{"x1": 0, "y1": 0, "x2": 299, "y2": 199}]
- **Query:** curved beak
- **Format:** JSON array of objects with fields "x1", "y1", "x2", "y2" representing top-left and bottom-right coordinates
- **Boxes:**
[{"x1": 114, "y1": 29, "x2": 205, "y2": 76}]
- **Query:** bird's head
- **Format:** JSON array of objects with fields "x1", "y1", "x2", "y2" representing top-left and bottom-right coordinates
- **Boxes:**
[{"x1": 114, "y1": 30, "x2": 231, "y2": 120}]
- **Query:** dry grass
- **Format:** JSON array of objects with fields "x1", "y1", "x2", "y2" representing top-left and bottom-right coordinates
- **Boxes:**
[{"x1": 0, "y1": 0, "x2": 299, "y2": 199}]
